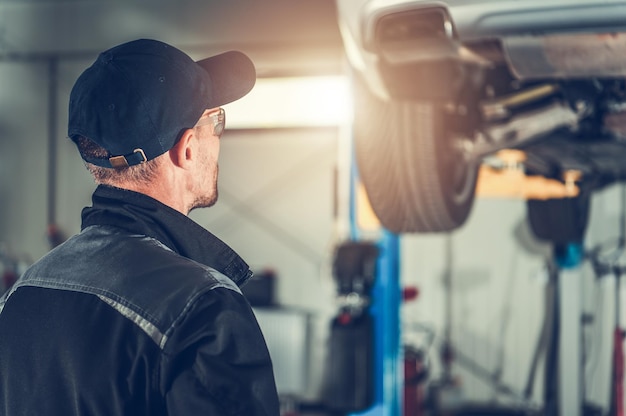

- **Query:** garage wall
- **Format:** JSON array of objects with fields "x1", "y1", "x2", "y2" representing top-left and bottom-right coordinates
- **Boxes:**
[
  {"x1": 401, "y1": 198, "x2": 550, "y2": 406},
  {"x1": 0, "y1": 60, "x2": 51, "y2": 264},
  {"x1": 401, "y1": 186, "x2": 625, "y2": 409}
]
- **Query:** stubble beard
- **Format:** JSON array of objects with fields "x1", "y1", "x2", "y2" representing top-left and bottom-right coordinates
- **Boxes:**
[{"x1": 190, "y1": 164, "x2": 219, "y2": 211}]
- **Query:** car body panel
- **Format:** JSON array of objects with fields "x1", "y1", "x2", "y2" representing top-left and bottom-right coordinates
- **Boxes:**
[{"x1": 343, "y1": 0, "x2": 626, "y2": 44}]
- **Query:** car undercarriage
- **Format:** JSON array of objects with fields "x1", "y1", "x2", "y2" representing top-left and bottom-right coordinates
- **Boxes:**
[{"x1": 337, "y1": 0, "x2": 626, "y2": 240}]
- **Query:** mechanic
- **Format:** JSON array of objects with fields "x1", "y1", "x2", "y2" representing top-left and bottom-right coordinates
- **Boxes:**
[{"x1": 0, "y1": 39, "x2": 279, "y2": 416}]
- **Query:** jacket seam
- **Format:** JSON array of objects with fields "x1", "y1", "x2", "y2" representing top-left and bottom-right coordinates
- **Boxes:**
[{"x1": 8, "y1": 278, "x2": 162, "y2": 327}]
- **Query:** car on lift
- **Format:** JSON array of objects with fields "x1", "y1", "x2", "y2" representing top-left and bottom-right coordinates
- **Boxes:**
[{"x1": 336, "y1": 0, "x2": 626, "y2": 243}]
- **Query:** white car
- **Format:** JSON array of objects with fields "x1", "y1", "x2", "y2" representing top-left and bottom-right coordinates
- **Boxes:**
[{"x1": 336, "y1": 0, "x2": 626, "y2": 241}]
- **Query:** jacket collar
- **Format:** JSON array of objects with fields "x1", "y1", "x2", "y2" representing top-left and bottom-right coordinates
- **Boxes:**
[{"x1": 81, "y1": 185, "x2": 252, "y2": 287}]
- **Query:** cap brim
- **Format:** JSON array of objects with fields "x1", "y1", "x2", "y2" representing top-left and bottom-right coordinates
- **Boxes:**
[{"x1": 197, "y1": 51, "x2": 256, "y2": 107}]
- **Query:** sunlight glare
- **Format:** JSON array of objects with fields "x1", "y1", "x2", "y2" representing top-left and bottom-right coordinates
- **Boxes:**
[{"x1": 223, "y1": 76, "x2": 352, "y2": 129}]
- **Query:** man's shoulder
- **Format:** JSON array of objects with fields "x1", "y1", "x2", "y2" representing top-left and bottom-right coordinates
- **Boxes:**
[
  {"x1": 11, "y1": 224, "x2": 242, "y2": 347},
  {"x1": 36, "y1": 224, "x2": 235, "y2": 284}
]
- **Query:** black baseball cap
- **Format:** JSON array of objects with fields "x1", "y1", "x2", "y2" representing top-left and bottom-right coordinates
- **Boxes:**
[{"x1": 68, "y1": 38, "x2": 256, "y2": 168}]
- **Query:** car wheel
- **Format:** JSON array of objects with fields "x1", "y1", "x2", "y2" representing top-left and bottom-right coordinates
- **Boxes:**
[
  {"x1": 352, "y1": 76, "x2": 479, "y2": 233},
  {"x1": 526, "y1": 194, "x2": 590, "y2": 245}
]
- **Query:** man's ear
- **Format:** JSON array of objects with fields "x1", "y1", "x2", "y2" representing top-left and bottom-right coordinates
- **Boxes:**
[{"x1": 169, "y1": 128, "x2": 195, "y2": 168}]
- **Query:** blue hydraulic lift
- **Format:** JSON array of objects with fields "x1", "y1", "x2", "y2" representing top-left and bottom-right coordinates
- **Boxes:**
[{"x1": 348, "y1": 156, "x2": 403, "y2": 416}]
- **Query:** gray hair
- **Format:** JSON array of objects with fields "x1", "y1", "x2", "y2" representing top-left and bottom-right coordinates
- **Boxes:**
[{"x1": 73, "y1": 136, "x2": 163, "y2": 185}]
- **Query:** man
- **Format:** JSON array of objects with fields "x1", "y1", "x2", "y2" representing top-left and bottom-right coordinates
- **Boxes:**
[{"x1": 0, "y1": 39, "x2": 279, "y2": 416}]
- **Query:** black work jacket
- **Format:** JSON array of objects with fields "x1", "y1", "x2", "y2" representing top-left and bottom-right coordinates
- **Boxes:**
[{"x1": 0, "y1": 185, "x2": 280, "y2": 416}]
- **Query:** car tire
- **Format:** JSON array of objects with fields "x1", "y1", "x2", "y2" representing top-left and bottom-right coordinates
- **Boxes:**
[
  {"x1": 352, "y1": 75, "x2": 479, "y2": 233},
  {"x1": 526, "y1": 194, "x2": 590, "y2": 245}
]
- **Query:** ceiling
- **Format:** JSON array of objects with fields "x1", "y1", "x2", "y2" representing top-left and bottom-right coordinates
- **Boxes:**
[{"x1": 0, "y1": 0, "x2": 345, "y2": 76}]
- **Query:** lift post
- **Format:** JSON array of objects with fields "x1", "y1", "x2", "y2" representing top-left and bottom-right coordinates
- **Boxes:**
[{"x1": 348, "y1": 157, "x2": 402, "y2": 416}]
